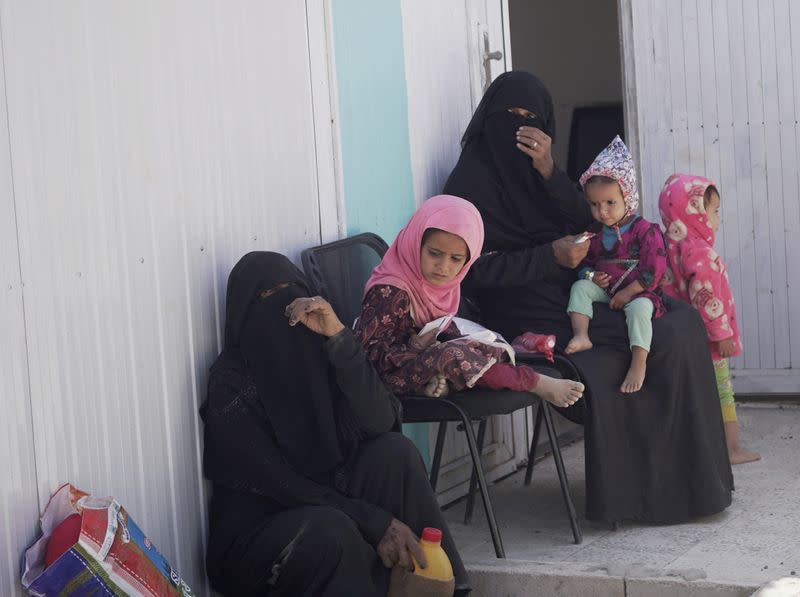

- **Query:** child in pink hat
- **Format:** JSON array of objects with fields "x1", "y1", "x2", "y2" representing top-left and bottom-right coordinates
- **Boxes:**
[
  {"x1": 659, "y1": 174, "x2": 760, "y2": 464},
  {"x1": 566, "y1": 136, "x2": 668, "y2": 394},
  {"x1": 356, "y1": 195, "x2": 585, "y2": 408}
]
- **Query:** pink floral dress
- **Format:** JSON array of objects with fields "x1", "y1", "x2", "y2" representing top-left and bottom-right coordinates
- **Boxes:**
[
  {"x1": 355, "y1": 285, "x2": 538, "y2": 394},
  {"x1": 580, "y1": 216, "x2": 668, "y2": 318}
]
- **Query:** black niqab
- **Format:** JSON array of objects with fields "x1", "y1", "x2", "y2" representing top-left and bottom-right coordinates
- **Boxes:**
[
  {"x1": 203, "y1": 252, "x2": 348, "y2": 484},
  {"x1": 444, "y1": 71, "x2": 567, "y2": 249}
]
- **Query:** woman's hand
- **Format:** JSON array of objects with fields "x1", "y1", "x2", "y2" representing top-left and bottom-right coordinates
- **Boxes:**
[
  {"x1": 718, "y1": 338, "x2": 736, "y2": 358},
  {"x1": 552, "y1": 236, "x2": 590, "y2": 268},
  {"x1": 516, "y1": 126, "x2": 555, "y2": 179},
  {"x1": 376, "y1": 519, "x2": 427, "y2": 571},
  {"x1": 284, "y1": 296, "x2": 346, "y2": 338},
  {"x1": 592, "y1": 272, "x2": 611, "y2": 289}
]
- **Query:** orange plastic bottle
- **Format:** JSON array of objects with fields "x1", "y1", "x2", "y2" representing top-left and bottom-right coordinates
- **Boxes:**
[{"x1": 412, "y1": 527, "x2": 454, "y2": 581}]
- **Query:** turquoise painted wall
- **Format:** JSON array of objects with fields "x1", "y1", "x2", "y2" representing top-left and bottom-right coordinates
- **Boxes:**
[
  {"x1": 331, "y1": 0, "x2": 429, "y2": 462},
  {"x1": 331, "y1": 0, "x2": 415, "y2": 241}
]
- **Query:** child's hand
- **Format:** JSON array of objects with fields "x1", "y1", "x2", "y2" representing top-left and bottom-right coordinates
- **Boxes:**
[
  {"x1": 409, "y1": 328, "x2": 439, "y2": 350},
  {"x1": 609, "y1": 290, "x2": 631, "y2": 310},
  {"x1": 592, "y1": 272, "x2": 610, "y2": 289},
  {"x1": 718, "y1": 338, "x2": 736, "y2": 357},
  {"x1": 609, "y1": 281, "x2": 645, "y2": 310}
]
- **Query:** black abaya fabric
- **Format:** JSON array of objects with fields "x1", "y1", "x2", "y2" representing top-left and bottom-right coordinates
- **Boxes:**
[
  {"x1": 200, "y1": 252, "x2": 468, "y2": 594},
  {"x1": 445, "y1": 71, "x2": 733, "y2": 524}
]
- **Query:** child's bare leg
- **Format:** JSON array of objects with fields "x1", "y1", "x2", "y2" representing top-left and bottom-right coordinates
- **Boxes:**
[
  {"x1": 620, "y1": 346, "x2": 647, "y2": 393},
  {"x1": 533, "y1": 374, "x2": 585, "y2": 408},
  {"x1": 565, "y1": 312, "x2": 593, "y2": 354},
  {"x1": 724, "y1": 420, "x2": 761, "y2": 464},
  {"x1": 423, "y1": 374, "x2": 449, "y2": 398}
]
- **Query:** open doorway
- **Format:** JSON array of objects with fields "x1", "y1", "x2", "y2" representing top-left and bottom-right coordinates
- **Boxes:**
[{"x1": 507, "y1": 0, "x2": 624, "y2": 182}]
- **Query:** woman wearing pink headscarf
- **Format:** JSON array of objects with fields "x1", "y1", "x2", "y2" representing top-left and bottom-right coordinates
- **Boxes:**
[{"x1": 355, "y1": 195, "x2": 584, "y2": 408}]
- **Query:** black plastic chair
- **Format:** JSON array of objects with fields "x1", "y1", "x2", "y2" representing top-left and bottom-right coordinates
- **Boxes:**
[{"x1": 301, "y1": 233, "x2": 583, "y2": 557}]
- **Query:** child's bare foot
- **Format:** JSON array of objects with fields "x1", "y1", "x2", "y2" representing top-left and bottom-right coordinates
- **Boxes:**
[
  {"x1": 620, "y1": 362, "x2": 646, "y2": 393},
  {"x1": 729, "y1": 447, "x2": 761, "y2": 465},
  {"x1": 723, "y1": 421, "x2": 760, "y2": 464},
  {"x1": 423, "y1": 374, "x2": 449, "y2": 398},
  {"x1": 620, "y1": 346, "x2": 647, "y2": 393},
  {"x1": 534, "y1": 375, "x2": 584, "y2": 408},
  {"x1": 565, "y1": 334, "x2": 592, "y2": 354}
]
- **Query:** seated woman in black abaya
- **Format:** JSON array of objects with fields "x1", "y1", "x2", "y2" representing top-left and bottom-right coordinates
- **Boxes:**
[
  {"x1": 200, "y1": 252, "x2": 469, "y2": 596},
  {"x1": 443, "y1": 71, "x2": 733, "y2": 525}
]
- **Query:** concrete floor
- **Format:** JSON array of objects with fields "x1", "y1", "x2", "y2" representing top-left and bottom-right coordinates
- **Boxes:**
[{"x1": 443, "y1": 403, "x2": 800, "y2": 596}]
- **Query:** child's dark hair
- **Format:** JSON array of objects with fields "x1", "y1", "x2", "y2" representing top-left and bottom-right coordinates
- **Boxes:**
[
  {"x1": 703, "y1": 185, "x2": 719, "y2": 206},
  {"x1": 421, "y1": 227, "x2": 470, "y2": 261},
  {"x1": 583, "y1": 175, "x2": 617, "y2": 187}
]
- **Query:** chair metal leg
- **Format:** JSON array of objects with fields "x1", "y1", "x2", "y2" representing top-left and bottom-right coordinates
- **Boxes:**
[
  {"x1": 463, "y1": 419, "x2": 488, "y2": 525},
  {"x1": 524, "y1": 402, "x2": 545, "y2": 486},
  {"x1": 542, "y1": 402, "x2": 582, "y2": 544},
  {"x1": 444, "y1": 401, "x2": 504, "y2": 558},
  {"x1": 429, "y1": 421, "x2": 448, "y2": 491}
]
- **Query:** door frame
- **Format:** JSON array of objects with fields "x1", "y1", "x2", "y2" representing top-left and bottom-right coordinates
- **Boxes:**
[
  {"x1": 306, "y1": 0, "x2": 345, "y2": 243},
  {"x1": 616, "y1": 0, "x2": 644, "y2": 215}
]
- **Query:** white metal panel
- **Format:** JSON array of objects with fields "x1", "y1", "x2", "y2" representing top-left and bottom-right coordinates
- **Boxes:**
[
  {"x1": 400, "y1": 0, "x2": 475, "y2": 205},
  {"x1": 0, "y1": 35, "x2": 40, "y2": 597},
  {"x1": 623, "y1": 0, "x2": 800, "y2": 391},
  {"x1": 1, "y1": 1, "x2": 332, "y2": 592},
  {"x1": 787, "y1": 0, "x2": 800, "y2": 371}
]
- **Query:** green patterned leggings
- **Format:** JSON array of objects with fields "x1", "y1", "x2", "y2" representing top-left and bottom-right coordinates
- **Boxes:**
[{"x1": 714, "y1": 358, "x2": 737, "y2": 423}]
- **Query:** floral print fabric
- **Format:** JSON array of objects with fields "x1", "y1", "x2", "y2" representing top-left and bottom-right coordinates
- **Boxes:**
[
  {"x1": 579, "y1": 135, "x2": 639, "y2": 215},
  {"x1": 355, "y1": 285, "x2": 511, "y2": 394}
]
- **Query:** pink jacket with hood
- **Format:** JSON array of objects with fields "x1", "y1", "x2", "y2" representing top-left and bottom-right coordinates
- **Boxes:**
[{"x1": 658, "y1": 174, "x2": 741, "y2": 360}]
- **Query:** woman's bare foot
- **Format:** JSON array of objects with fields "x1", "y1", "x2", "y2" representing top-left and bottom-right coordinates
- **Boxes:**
[
  {"x1": 565, "y1": 334, "x2": 592, "y2": 354},
  {"x1": 534, "y1": 375, "x2": 584, "y2": 408},
  {"x1": 620, "y1": 347, "x2": 647, "y2": 393},
  {"x1": 423, "y1": 374, "x2": 449, "y2": 398},
  {"x1": 729, "y1": 447, "x2": 761, "y2": 465}
]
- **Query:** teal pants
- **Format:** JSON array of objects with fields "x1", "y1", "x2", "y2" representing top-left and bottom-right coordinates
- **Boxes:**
[{"x1": 567, "y1": 279, "x2": 654, "y2": 351}]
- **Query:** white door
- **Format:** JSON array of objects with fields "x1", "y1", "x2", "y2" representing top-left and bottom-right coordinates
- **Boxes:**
[
  {"x1": 618, "y1": 0, "x2": 800, "y2": 394},
  {"x1": 0, "y1": 1, "x2": 339, "y2": 594}
]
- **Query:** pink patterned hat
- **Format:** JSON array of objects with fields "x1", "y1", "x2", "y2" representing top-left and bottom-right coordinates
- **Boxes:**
[{"x1": 579, "y1": 135, "x2": 639, "y2": 215}]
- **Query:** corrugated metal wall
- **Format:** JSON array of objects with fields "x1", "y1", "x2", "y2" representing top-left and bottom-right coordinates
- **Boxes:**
[
  {"x1": 0, "y1": 42, "x2": 40, "y2": 597},
  {"x1": 623, "y1": 0, "x2": 800, "y2": 392},
  {"x1": 0, "y1": 2, "x2": 332, "y2": 594}
]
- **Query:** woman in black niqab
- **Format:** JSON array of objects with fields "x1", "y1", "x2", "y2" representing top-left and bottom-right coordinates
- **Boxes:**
[
  {"x1": 445, "y1": 71, "x2": 733, "y2": 526},
  {"x1": 201, "y1": 252, "x2": 469, "y2": 596}
]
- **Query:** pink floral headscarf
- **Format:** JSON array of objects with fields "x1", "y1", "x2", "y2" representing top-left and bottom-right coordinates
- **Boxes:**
[
  {"x1": 364, "y1": 195, "x2": 484, "y2": 325},
  {"x1": 579, "y1": 135, "x2": 639, "y2": 229}
]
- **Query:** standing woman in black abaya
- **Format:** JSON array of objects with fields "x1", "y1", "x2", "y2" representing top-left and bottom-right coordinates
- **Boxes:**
[{"x1": 444, "y1": 71, "x2": 733, "y2": 525}]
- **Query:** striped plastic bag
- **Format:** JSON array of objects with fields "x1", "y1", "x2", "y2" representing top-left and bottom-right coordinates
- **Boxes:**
[{"x1": 22, "y1": 483, "x2": 194, "y2": 597}]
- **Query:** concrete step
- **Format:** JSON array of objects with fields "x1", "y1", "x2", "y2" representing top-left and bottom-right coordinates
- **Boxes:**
[{"x1": 466, "y1": 560, "x2": 759, "y2": 597}]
